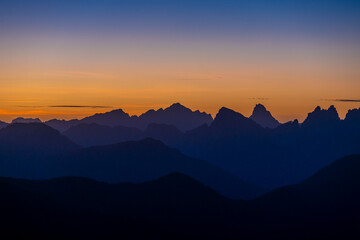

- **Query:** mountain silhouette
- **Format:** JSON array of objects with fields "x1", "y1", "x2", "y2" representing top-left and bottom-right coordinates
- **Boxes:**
[
  {"x1": 0, "y1": 172, "x2": 235, "y2": 239},
  {"x1": 55, "y1": 138, "x2": 264, "y2": 199},
  {"x1": 45, "y1": 118, "x2": 80, "y2": 132},
  {"x1": 0, "y1": 123, "x2": 79, "y2": 152},
  {"x1": 179, "y1": 105, "x2": 360, "y2": 189},
  {"x1": 0, "y1": 120, "x2": 8, "y2": 129},
  {"x1": 210, "y1": 107, "x2": 263, "y2": 136},
  {"x1": 345, "y1": 107, "x2": 360, "y2": 123},
  {"x1": 0, "y1": 123, "x2": 80, "y2": 179},
  {"x1": 137, "y1": 103, "x2": 213, "y2": 131},
  {"x1": 81, "y1": 109, "x2": 133, "y2": 127},
  {"x1": 302, "y1": 105, "x2": 340, "y2": 128},
  {"x1": 63, "y1": 123, "x2": 142, "y2": 147},
  {"x1": 2, "y1": 105, "x2": 360, "y2": 192},
  {"x1": 11, "y1": 117, "x2": 42, "y2": 124},
  {"x1": 0, "y1": 122, "x2": 263, "y2": 199},
  {"x1": 44, "y1": 103, "x2": 213, "y2": 132},
  {"x1": 63, "y1": 122, "x2": 183, "y2": 147},
  {"x1": 273, "y1": 119, "x2": 299, "y2": 133},
  {"x1": 249, "y1": 154, "x2": 360, "y2": 239},
  {"x1": 0, "y1": 155, "x2": 359, "y2": 239},
  {"x1": 249, "y1": 104, "x2": 280, "y2": 128}
]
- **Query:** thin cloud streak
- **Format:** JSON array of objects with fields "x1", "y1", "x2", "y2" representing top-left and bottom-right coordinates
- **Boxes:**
[
  {"x1": 326, "y1": 99, "x2": 360, "y2": 103},
  {"x1": 248, "y1": 98, "x2": 271, "y2": 100},
  {"x1": 49, "y1": 105, "x2": 112, "y2": 108}
]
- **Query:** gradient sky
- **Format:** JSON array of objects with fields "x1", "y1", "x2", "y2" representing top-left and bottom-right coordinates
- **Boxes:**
[{"x1": 0, "y1": 0, "x2": 360, "y2": 122}]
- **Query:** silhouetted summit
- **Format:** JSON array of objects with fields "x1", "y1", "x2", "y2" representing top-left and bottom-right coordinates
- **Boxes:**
[
  {"x1": 211, "y1": 107, "x2": 263, "y2": 135},
  {"x1": 302, "y1": 105, "x2": 340, "y2": 127},
  {"x1": 138, "y1": 103, "x2": 213, "y2": 131},
  {"x1": 12, "y1": 117, "x2": 42, "y2": 124},
  {"x1": 167, "y1": 102, "x2": 190, "y2": 111},
  {"x1": 44, "y1": 103, "x2": 213, "y2": 132},
  {"x1": 81, "y1": 108, "x2": 132, "y2": 127},
  {"x1": 250, "y1": 104, "x2": 280, "y2": 128}
]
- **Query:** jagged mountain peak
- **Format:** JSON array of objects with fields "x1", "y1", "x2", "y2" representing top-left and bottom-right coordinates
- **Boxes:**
[
  {"x1": 214, "y1": 107, "x2": 247, "y2": 123},
  {"x1": 249, "y1": 104, "x2": 280, "y2": 129},
  {"x1": 138, "y1": 103, "x2": 213, "y2": 131},
  {"x1": 217, "y1": 107, "x2": 241, "y2": 116},
  {"x1": 212, "y1": 107, "x2": 262, "y2": 133},
  {"x1": 166, "y1": 102, "x2": 190, "y2": 112},
  {"x1": 253, "y1": 103, "x2": 267, "y2": 112},
  {"x1": 80, "y1": 108, "x2": 131, "y2": 127},
  {"x1": 12, "y1": 117, "x2": 42, "y2": 124},
  {"x1": 302, "y1": 105, "x2": 340, "y2": 127}
]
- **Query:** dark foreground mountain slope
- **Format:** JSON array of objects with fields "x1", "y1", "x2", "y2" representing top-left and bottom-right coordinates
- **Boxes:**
[
  {"x1": 247, "y1": 154, "x2": 360, "y2": 239},
  {"x1": 54, "y1": 138, "x2": 264, "y2": 199},
  {"x1": 0, "y1": 155, "x2": 359, "y2": 239},
  {"x1": 0, "y1": 173, "x2": 235, "y2": 239}
]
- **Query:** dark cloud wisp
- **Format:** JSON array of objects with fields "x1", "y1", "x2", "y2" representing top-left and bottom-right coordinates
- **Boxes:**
[
  {"x1": 328, "y1": 99, "x2": 360, "y2": 103},
  {"x1": 49, "y1": 105, "x2": 112, "y2": 108}
]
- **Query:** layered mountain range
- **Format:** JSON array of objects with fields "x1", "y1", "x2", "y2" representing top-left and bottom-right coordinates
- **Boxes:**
[
  {"x1": 1, "y1": 155, "x2": 359, "y2": 239},
  {"x1": 0, "y1": 123, "x2": 263, "y2": 199},
  {"x1": 1, "y1": 103, "x2": 359, "y2": 191},
  {"x1": 44, "y1": 103, "x2": 213, "y2": 132},
  {"x1": 0, "y1": 103, "x2": 359, "y2": 238}
]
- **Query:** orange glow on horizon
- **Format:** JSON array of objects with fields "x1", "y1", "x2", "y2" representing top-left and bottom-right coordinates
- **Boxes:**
[{"x1": 1, "y1": 36, "x2": 359, "y2": 123}]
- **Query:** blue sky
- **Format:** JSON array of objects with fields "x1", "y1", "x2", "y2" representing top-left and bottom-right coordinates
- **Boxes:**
[{"x1": 1, "y1": 0, "x2": 360, "y2": 40}]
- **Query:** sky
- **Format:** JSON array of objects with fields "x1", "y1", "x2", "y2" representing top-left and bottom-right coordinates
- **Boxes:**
[{"x1": 0, "y1": 0, "x2": 359, "y2": 122}]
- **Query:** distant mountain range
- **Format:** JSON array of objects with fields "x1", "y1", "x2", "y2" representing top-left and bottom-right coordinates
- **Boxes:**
[
  {"x1": 11, "y1": 117, "x2": 42, "y2": 124},
  {"x1": 1, "y1": 155, "x2": 359, "y2": 239},
  {"x1": 3, "y1": 103, "x2": 359, "y2": 133},
  {"x1": 3, "y1": 103, "x2": 280, "y2": 131},
  {"x1": 1, "y1": 104, "x2": 359, "y2": 191},
  {"x1": 179, "y1": 105, "x2": 360, "y2": 188},
  {"x1": 45, "y1": 103, "x2": 213, "y2": 132},
  {"x1": 0, "y1": 123, "x2": 263, "y2": 199}
]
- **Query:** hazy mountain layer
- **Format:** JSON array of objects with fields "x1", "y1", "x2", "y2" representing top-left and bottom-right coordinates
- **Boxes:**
[{"x1": 0, "y1": 155, "x2": 359, "y2": 239}]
